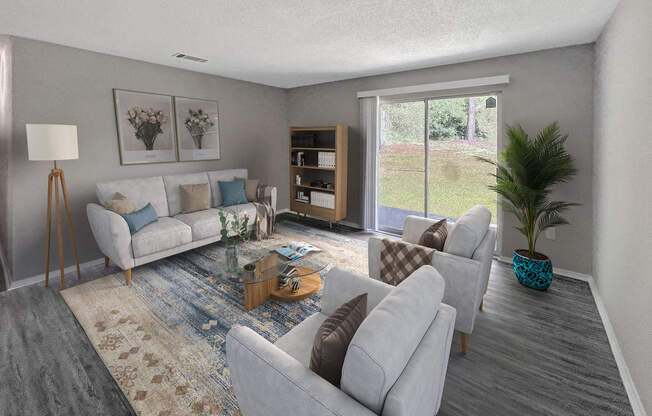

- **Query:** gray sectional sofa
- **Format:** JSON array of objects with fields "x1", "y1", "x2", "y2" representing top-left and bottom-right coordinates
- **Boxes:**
[
  {"x1": 87, "y1": 168, "x2": 276, "y2": 285},
  {"x1": 227, "y1": 265, "x2": 455, "y2": 416}
]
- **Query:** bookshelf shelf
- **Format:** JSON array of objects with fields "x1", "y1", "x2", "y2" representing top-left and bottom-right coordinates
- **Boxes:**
[
  {"x1": 290, "y1": 125, "x2": 348, "y2": 227},
  {"x1": 290, "y1": 165, "x2": 335, "y2": 171},
  {"x1": 291, "y1": 147, "x2": 336, "y2": 151},
  {"x1": 294, "y1": 184, "x2": 336, "y2": 192}
]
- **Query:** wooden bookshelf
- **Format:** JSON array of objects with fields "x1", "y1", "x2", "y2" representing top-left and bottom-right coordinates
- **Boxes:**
[{"x1": 290, "y1": 125, "x2": 348, "y2": 227}]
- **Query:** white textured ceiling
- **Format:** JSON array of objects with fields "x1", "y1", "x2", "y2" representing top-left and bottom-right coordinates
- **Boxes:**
[{"x1": 2, "y1": 0, "x2": 618, "y2": 88}]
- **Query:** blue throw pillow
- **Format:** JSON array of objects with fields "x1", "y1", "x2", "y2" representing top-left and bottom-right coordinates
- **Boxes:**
[
  {"x1": 121, "y1": 202, "x2": 158, "y2": 234},
  {"x1": 219, "y1": 180, "x2": 248, "y2": 207}
]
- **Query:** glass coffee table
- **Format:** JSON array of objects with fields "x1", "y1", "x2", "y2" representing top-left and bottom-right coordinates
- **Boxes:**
[{"x1": 241, "y1": 248, "x2": 328, "y2": 311}]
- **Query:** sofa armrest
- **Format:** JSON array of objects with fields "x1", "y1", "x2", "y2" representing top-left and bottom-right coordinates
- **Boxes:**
[
  {"x1": 431, "y1": 251, "x2": 483, "y2": 333},
  {"x1": 322, "y1": 267, "x2": 393, "y2": 316},
  {"x1": 367, "y1": 236, "x2": 384, "y2": 280},
  {"x1": 87, "y1": 203, "x2": 134, "y2": 270},
  {"x1": 226, "y1": 326, "x2": 377, "y2": 416}
]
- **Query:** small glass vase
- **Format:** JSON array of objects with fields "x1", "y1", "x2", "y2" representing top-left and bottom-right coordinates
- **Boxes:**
[{"x1": 225, "y1": 243, "x2": 239, "y2": 272}]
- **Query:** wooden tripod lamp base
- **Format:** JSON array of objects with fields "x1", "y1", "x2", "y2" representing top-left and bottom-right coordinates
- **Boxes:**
[
  {"x1": 26, "y1": 124, "x2": 81, "y2": 290},
  {"x1": 45, "y1": 166, "x2": 81, "y2": 289}
]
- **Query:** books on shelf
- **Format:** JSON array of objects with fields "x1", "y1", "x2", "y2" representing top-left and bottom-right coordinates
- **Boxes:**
[
  {"x1": 296, "y1": 190, "x2": 310, "y2": 203},
  {"x1": 310, "y1": 191, "x2": 335, "y2": 209},
  {"x1": 318, "y1": 151, "x2": 335, "y2": 168}
]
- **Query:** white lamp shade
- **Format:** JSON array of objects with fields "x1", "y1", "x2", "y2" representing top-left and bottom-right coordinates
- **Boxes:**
[{"x1": 26, "y1": 124, "x2": 79, "y2": 161}]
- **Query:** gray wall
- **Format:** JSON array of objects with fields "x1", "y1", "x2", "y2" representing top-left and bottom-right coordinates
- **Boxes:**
[
  {"x1": 287, "y1": 45, "x2": 595, "y2": 274},
  {"x1": 594, "y1": 0, "x2": 652, "y2": 412},
  {"x1": 10, "y1": 37, "x2": 288, "y2": 282},
  {"x1": 0, "y1": 36, "x2": 11, "y2": 290}
]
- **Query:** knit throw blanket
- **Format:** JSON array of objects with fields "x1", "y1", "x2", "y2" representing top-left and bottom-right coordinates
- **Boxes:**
[
  {"x1": 380, "y1": 239, "x2": 435, "y2": 286},
  {"x1": 253, "y1": 184, "x2": 275, "y2": 240}
]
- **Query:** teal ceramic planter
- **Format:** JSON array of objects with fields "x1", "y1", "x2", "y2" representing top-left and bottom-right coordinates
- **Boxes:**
[{"x1": 513, "y1": 250, "x2": 553, "y2": 291}]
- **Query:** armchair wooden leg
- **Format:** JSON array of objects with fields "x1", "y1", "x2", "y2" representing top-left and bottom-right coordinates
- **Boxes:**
[
  {"x1": 479, "y1": 299, "x2": 484, "y2": 311},
  {"x1": 461, "y1": 332, "x2": 469, "y2": 355},
  {"x1": 125, "y1": 269, "x2": 132, "y2": 286},
  {"x1": 104, "y1": 256, "x2": 110, "y2": 267}
]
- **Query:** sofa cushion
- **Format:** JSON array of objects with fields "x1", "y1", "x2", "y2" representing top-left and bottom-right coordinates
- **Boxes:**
[
  {"x1": 163, "y1": 172, "x2": 211, "y2": 216},
  {"x1": 236, "y1": 177, "x2": 260, "y2": 202},
  {"x1": 121, "y1": 202, "x2": 158, "y2": 235},
  {"x1": 219, "y1": 180, "x2": 248, "y2": 207},
  {"x1": 96, "y1": 176, "x2": 169, "y2": 217},
  {"x1": 104, "y1": 192, "x2": 135, "y2": 215},
  {"x1": 224, "y1": 203, "x2": 257, "y2": 225},
  {"x1": 131, "y1": 217, "x2": 192, "y2": 258},
  {"x1": 310, "y1": 293, "x2": 367, "y2": 386},
  {"x1": 207, "y1": 169, "x2": 248, "y2": 207},
  {"x1": 175, "y1": 208, "x2": 222, "y2": 241},
  {"x1": 340, "y1": 265, "x2": 445, "y2": 414},
  {"x1": 443, "y1": 205, "x2": 491, "y2": 258},
  {"x1": 418, "y1": 218, "x2": 448, "y2": 251},
  {"x1": 275, "y1": 312, "x2": 328, "y2": 367},
  {"x1": 180, "y1": 183, "x2": 210, "y2": 214}
]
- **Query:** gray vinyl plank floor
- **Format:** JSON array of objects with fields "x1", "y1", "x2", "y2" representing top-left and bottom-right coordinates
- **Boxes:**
[
  {"x1": 0, "y1": 269, "x2": 134, "y2": 416},
  {"x1": 0, "y1": 219, "x2": 634, "y2": 415}
]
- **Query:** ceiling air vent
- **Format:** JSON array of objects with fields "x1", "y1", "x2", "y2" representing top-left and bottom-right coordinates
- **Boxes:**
[{"x1": 171, "y1": 53, "x2": 208, "y2": 63}]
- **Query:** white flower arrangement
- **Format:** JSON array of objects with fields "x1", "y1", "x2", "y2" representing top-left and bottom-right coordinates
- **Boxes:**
[
  {"x1": 184, "y1": 108, "x2": 215, "y2": 149},
  {"x1": 126, "y1": 107, "x2": 168, "y2": 150}
]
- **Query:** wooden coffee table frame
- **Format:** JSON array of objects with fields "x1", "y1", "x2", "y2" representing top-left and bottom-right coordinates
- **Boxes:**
[{"x1": 244, "y1": 266, "x2": 322, "y2": 311}]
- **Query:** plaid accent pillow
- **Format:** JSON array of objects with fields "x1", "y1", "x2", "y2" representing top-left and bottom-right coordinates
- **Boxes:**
[
  {"x1": 417, "y1": 219, "x2": 448, "y2": 251},
  {"x1": 380, "y1": 239, "x2": 435, "y2": 286}
]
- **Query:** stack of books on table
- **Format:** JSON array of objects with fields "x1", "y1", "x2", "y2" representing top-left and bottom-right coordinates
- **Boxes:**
[
  {"x1": 318, "y1": 151, "x2": 335, "y2": 168},
  {"x1": 310, "y1": 191, "x2": 335, "y2": 209}
]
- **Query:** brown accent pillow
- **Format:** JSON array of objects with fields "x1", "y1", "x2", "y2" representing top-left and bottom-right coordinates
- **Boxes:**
[
  {"x1": 180, "y1": 183, "x2": 210, "y2": 213},
  {"x1": 104, "y1": 192, "x2": 135, "y2": 215},
  {"x1": 310, "y1": 293, "x2": 367, "y2": 386},
  {"x1": 236, "y1": 177, "x2": 260, "y2": 202},
  {"x1": 418, "y1": 219, "x2": 448, "y2": 251}
]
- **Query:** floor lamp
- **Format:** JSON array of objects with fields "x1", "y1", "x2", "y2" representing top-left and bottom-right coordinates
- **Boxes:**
[{"x1": 26, "y1": 124, "x2": 81, "y2": 289}]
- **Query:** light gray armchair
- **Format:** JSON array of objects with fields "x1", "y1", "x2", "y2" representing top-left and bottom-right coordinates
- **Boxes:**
[
  {"x1": 368, "y1": 205, "x2": 496, "y2": 354},
  {"x1": 227, "y1": 265, "x2": 456, "y2": 416}
]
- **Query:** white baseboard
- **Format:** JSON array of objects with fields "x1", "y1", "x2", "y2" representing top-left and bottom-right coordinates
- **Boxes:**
[
  {"x1": 496, "y1": 255, "x2": 646, "y2": 415},
  {"x1": 496, "y1": 256, "x2": 592, "y2": 281},
  {"x1": 9, "y1": 257, "x2": 105, "y2": 291},
  {"x1": 588, "y1": 277, "x2": 647, "y2": 416}
]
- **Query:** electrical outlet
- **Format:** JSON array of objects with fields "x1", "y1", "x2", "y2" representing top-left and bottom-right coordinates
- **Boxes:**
[{"x1": 545, "y1": 227, "x2": 556, "y2": 240}]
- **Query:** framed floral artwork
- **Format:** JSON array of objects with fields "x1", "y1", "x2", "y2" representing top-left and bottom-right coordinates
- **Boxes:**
[
  {"x1": 113, "y1": 89, "x2": 177, "y2": 165},
  {"x1": 174, "y1": 96, "x2": 220, "y2": 161}
]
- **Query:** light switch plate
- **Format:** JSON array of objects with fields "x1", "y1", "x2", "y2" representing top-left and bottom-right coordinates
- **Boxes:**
[{"x1": 545, "y1": 227, "x2": 556, "y2": 240}]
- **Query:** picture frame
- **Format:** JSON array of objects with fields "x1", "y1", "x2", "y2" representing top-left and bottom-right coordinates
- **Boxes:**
[
  {"x1": 113, "y1": 89, "x2": 177, "y2": 165},
  {"x1": 174, "y1": 96, "x2": 221, "y2": 162}
]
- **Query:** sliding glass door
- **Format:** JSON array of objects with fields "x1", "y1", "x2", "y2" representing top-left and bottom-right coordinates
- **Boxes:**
[{"x1": 377, "y1": 94, "x2": 498, "y2": 233}]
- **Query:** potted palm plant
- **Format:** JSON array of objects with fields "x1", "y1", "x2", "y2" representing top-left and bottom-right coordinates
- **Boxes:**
[{"x1": 479, "y1": 122, "x2": 578, "y2": 290}]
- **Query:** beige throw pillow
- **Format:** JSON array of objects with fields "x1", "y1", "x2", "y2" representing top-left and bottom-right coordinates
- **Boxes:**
[
  {"x1": 180, "y1": 183, "x2": 210, "y2": 214},
  {"x1": 418, "y1": 219, "x2": 448, "y2": 251},
  {"x1": 104, "y1": 192, "x2": 136, "y2": 215},
  {"x1": 236, "y1": 177, "x2": 260, "y2": 202}
]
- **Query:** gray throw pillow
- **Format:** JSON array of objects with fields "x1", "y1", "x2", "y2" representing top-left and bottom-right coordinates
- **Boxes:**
[
  {"x1": 236, "y1": 177, "x2": 260, "y2": 202},
  {"x1": 310, "y1": 293, "x2": 367, "y2": 386},
  {"x1": 180, "y1": 183, "x2": 210, "y2": 214},
  {"x1": 418, "y1": 219, "x2": 448, "y2": 251},
  {"x1": 104, "y1": 192, "x2": 136, "y2": 215}
]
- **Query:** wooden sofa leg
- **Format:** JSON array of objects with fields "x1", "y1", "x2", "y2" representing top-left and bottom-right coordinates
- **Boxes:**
[
  {"x1": 125, "y1": 269, "x2": 132, "y2": 286},
  {"x1": 461, "y1": 333, "x2": 469, "y2": 355},
  {"x1": 479, "y1": 299, "x2": 484, "y2": 311},
  {"x1": 104, "y1": 256, "x2": 110, "y2": 267}
]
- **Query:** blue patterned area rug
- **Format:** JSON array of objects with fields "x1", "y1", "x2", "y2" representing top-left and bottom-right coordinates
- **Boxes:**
[{"x1": 61, "y1": 222, "x2": 368, "y2": 416}]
